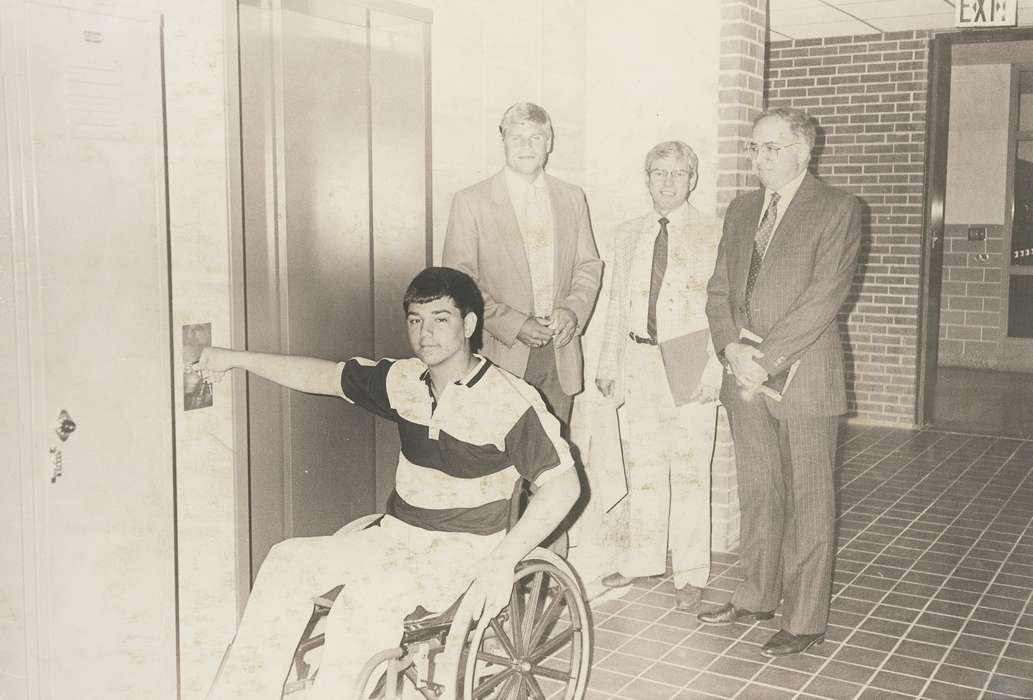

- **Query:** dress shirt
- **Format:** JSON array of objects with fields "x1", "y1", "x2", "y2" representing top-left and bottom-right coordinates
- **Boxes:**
[
  {"x1": 628, "y1": 201, "x2": 715, "y2": 342},
  {"x1": 756, "y1": 167, "x2": 807, "y2": 261},
  {"x1": 505, "y1": 166, "x2": 555, "y2": 317}
]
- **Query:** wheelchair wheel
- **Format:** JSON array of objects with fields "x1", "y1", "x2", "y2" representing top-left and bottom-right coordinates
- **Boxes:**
[{"x1": 457, "y1": 550, "x2": 592, "y2": 700}]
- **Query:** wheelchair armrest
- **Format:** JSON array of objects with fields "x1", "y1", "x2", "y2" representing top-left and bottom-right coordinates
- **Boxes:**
[{"x1": 401, "y1": 597, "x2": 463, "y2": 645}]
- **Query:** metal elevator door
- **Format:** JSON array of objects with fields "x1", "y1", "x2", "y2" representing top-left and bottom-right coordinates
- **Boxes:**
[{"x1": 238, "y1": 0, "x2": 431, "y2": 578}]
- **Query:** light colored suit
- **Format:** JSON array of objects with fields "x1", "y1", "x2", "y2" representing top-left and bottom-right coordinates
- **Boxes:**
[
  {"x1": 443, "y1": 170, "x2": 603, "y2": 396},
  {"x1": 706, "y1": 172, "x2": 862, "y2": 634},
  {"x1": 596, "y1": 202, "x2": 723, "y2": 588}
]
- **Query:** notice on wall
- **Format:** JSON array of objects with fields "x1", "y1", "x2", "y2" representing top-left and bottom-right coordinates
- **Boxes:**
[{"x1": 956, "y1": 0, "x2": 1018, "y2": 28}]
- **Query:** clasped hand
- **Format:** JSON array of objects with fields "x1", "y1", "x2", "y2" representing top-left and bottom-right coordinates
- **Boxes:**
[
  {"x1": 723, "y1": 341, "x2": 768, "y2": 394},
  {"x1": 517, "y1": 307, "x2": 578, "y2": 349}
]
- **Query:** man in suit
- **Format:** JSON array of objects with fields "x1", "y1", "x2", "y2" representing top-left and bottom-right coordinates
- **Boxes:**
[
  {"x1": 595, "y1": 141, "x2": 722, "y2": 611},
  {"x1": 443, "y1": 102, "x2": 603, "y2": 429},
  {"x1": 700, "y1": 107, "x2": 862, "y2": 657}
]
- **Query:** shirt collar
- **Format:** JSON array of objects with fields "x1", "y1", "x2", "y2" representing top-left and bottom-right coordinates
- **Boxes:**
[
  {"x1": 417, "y1": 354, "x2": 492, "y2": 390},
  {"x1": 648, "y1": 200, "x2": 696, "y2": 232},
  {"x1": 765, "y1": 168, "x2": 807, "y2": 207},
  {"x1": 504, "y1": 166, "x2": 546, "y2": 197}
]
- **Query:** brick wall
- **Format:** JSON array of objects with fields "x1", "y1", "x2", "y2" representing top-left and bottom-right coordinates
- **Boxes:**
[
  {"x1": 766, "y1": 31, "x2": 931, "y2": 426},
  {"x1": 938, "y1": 224, "x2": 1005, "y2": 367}
]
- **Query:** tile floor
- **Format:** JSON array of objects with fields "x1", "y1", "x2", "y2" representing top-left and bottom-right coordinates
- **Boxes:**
[{"x1": 583, "y1": 425, "x2": 1033, "y2": 699}]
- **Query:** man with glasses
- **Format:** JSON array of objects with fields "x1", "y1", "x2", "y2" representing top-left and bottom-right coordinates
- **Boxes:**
[
  {"x1": 443, "y1": 102, "x2": 602, "y2": 431},
  {"x1": 595, "y1": 141, "x2": 723, "y2": 611},
  {"x1": 700, "y1": 107, "x2": 862, "y2": 656}
]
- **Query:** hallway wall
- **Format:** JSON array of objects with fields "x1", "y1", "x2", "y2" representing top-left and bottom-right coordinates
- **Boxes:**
[{"x1": 766, "y1": 31, "x2": 932, "y2": 426}]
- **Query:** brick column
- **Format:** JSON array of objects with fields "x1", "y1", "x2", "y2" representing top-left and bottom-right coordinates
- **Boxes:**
[{"x1": 709, "y1": 0, "x2": 767, "y2": 555}]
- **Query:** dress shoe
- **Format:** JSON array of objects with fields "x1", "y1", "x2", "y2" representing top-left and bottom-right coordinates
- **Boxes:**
[
  {"x1": 674, "y1": 585, "x2": 703, "y2": 612},
  {"x1": 601, "y1": 572, "x2": 637, "y2": 588},
  {"x1": 761, "y1": 629, "x2": 825, "y2": 657},
  {"x1": 696, "y1": 602, "x2": 775, "y2": 626}
]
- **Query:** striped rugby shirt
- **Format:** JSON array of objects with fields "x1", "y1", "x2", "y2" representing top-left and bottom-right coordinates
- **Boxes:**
[{"x1": 338, "y1": 354, "x2": 573, "y2": 535}]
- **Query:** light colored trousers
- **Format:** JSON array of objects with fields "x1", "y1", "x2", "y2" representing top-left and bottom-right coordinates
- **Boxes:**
[
  {"x1": 616, "y1": 340, "x2": 717, "y2": 589},
  {"x1": 208, "y1": 515, "x2": 501, "y2": 700}
]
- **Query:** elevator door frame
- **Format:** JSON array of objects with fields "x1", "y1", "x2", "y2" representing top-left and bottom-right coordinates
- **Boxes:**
[{"x1": 226, "y1": 0, "x2": 433, "y2": 610}]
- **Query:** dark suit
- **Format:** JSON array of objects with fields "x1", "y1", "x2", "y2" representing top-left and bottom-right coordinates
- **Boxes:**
[{"x1": 706, "y1": 172, "x2": 862, "y2": 634}]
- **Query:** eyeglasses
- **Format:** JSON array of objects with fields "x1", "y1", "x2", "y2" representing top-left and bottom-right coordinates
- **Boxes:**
[
  {"x1": 648, "y1": 169, "x2": 692, "y2": 181},
  {"x1": 744, "y1": 141, "x2": 800, "y2": 158}
]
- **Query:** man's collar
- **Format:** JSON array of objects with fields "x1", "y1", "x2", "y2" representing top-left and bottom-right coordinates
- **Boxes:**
[
  {"x1": 652, "y1": 200, "x2": 695, "y2": 226},
  {"x1": 457, "y1": 355, "x2": 492, "y2": 386},
  {"x1": 765, "y1": 168, "x2": 807, "y2": 203},
  {"x1": 504, "y1": 165, "x2": 546, "y2": 192},
  {"x1": 418, "y1": 354, "x2": 492, "y2": 390}
]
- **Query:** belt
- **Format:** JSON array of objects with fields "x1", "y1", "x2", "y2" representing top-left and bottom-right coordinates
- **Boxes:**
[{"x1": 628, "y1": 331, "x2": 657, "y2": 346}]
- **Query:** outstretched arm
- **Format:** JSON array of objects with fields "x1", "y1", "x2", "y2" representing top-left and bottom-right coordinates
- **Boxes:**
[{"x1": 194, "y1": 346, "x2": 344, "y2": 398}]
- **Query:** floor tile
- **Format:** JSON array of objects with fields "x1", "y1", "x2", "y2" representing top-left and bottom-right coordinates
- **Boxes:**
[
  {"x1": 753, "y1": 666, "x2": 812, "y2": 691},
  {"x1": 614, "y1": 677, "x2": 682, "y2": 700},
  {"x1": 685, "y1": 672, "x2": 746, "y2": 697},
  {"x1": 869, "y1": 669, "x2": 927, "y2": 696},
  {"x1": 582, "y1": 426, "x2": 1033, "y2": 699}
]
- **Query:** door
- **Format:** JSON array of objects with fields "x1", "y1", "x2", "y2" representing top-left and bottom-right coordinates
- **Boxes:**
[
  {"x1": 0, "y1": 3, "x2": 177, "y2": 698},
  {"x1": 918, "y1": 29, "x2": 1033, "y2": 425},
  {"x1": 237, "y1": 0, "x2": 431, "y2": 577},
  {"x1": 1001, "y1": 65, "x2": 1033, "y2": 370}
]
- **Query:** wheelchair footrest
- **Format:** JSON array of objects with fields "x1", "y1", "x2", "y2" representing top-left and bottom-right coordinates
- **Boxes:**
[
  {"x1": 312, "y1": 584, "x2": 345, "y2": 611},
  {"x1": 283, "y1": 677, "x2": 313, "y2": 695}
]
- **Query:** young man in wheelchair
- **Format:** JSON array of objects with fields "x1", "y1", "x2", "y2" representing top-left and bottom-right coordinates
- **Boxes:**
[{"x1": 197, "y1": 266, "x2": 581, "y2": 699}]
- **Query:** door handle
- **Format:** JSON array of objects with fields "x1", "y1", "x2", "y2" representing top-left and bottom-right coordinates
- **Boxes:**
[{"x1": 55, "y1": 409, "x2": 76, "y2": 442}]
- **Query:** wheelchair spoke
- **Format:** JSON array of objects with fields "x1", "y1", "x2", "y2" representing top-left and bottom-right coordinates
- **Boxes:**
[
  {"x1": 502, "y1": 673, "x2": 523, "y2": 700},
  {"x1": 528, "y1": 663, "x2": 572, "y2": 682},
  {"x1": 520, "y1": 571, "x2": 547, "y2": 648},
  {"x1": 526, "y1": 589, "x2": 566, "y2": 651},
  {"x1": 508, "y1": 579, "x2": 526, "y2": 653},
  {"x1": 489, "y1": 618, "x2": 520, "y2": 660},
  {"x1": 472, "y1": 666, "x2": 518, "y2": 699},
  {"x1": 528, "y1": 627, "x2": 575, "y2": 664},
  {"x1": 474, "y1": 651, "x2": 511, "y2": 666},
  {"x1": 523, "y1": 672, "x2": 548, "y2": 700}
]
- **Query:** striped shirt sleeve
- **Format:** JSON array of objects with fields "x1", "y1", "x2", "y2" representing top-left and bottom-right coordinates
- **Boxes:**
[
  {"x1": 504, "y1": 405, "x2": 573, "y2": 485},
  {"x1": 339, "y1": 358, "x2": 397, "y2": 421}
]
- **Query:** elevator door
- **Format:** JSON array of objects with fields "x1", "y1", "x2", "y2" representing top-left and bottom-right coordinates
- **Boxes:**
[{"x1": 238, "y1": 0, "x2": 430, "y2": 577}]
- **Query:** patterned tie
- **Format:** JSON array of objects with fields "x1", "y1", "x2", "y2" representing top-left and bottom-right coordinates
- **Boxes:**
[
  {"x1": 646, "y1": 216, "x2": 669, "y2": 342},
  {"x1": 744, "y1": 192, "x2": 781, "y2": 305}
]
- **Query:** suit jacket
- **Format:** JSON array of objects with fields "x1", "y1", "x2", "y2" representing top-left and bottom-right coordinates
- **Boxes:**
[
  {"x1": 597, "y1": 202, "x2": 724, "y2": 406},
  {"x1": 443, "y1": 170, "x2": 603, "y2": 395},
  {"x1": 706, "y1": 173, "x2": 862, "y2": 418}
]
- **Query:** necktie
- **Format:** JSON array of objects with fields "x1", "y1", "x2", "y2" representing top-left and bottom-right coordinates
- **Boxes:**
[
  {"x1": 744, "y1": 192, "x2": 780, "y2": 305},
  {"x1": 646, "y1": 216, "x2": 669, "y2": 342}
]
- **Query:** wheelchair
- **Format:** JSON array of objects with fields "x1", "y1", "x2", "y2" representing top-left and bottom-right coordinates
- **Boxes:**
[{"x1": 280, "y1": 504, "x2": 593, "y2": 699}]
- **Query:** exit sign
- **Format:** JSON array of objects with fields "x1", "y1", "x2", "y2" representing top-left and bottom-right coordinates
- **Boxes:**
[{"x1": 956, "y1": 0, "x2": 1018, "y2": 27}]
